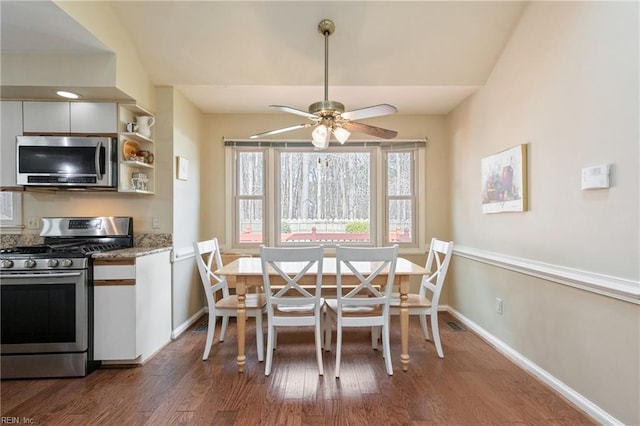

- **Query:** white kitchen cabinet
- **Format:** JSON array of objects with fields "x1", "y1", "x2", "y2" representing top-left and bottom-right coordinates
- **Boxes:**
[
  {"x1": 23, "y1": 101, "x2": 69, "y2": 133},
  {"x1": 1, "y1": 101, "x2": 23, "y2": 187},
  {"x1": 70, "y1": 102, "x2": 117, "y2": 134},
  {"x1": 23, "y1": 101, "x2": 117, "y2": 134},
  {"x1": 93, "y1": 250, "x2": 172, "y2": 364}
]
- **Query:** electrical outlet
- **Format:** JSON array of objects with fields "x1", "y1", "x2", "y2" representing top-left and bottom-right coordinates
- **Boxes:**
[
  {"x1": 27, "y1": 217, "x2": 39, "y2": 229},
  {"x1": 152, "y1": 216, "x2": 160, "y2": 229},
  {"x1": 496, "y1": 298, "x2": 503, "y2": 315}
]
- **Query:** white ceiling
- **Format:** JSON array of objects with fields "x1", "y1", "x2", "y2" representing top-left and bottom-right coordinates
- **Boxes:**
[{"x1": 1, "y1": 1, "x2": 527, "y2": 115}]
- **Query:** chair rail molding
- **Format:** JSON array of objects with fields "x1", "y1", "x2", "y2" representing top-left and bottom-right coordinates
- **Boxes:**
[{"x1": 453, "y1": 246, "x2": 639, "y2": 304}]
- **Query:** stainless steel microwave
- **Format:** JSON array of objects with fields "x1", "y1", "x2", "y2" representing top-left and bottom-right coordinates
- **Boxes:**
[{"x1": 16, "y1": 136, "x2": 117, "y2": 189}]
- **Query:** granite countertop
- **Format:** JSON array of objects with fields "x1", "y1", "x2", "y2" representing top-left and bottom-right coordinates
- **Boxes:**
[{"x1": 92, "y1": 245, "x2": 172, "y2": 259}]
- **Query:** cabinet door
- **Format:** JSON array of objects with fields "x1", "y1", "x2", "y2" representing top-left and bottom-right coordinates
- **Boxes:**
[
  {"x1": 23, "y1": 101, "x2": 70, "y2": 133},
  {"x1": 1, "y1": 101, "x2": 23, "y2": 186},
  {"x1": 135, "y1": 252, "x2": 172, "y2": 361},
  {"x1": 94, "y1": 285, "x2": 139, "y2": 360},
  {"x1": 70, "y1": 102, "x2": 117, "y2": 134}
]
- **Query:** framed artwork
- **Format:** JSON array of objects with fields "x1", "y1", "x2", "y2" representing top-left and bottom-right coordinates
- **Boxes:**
[
  {"x1": 481, "y1": 144, "x2": 528, "y2": 213},
  {"x1": 177, "y1": 156, "x2": 189, "y2": 180}
]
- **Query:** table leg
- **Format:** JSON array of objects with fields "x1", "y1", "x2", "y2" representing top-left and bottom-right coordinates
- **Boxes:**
[
  {"x1": 236, "y1": 280, "x2": 247, "y2": 373},
  {"x1": 399, "y1": 277, "x2": 410, "y2": 372}
]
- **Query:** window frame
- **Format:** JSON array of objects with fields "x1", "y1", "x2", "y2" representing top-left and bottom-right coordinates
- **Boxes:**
[
  {"x1": 0, "y1": 192, "x2": 23, "y2": 234},
  {"x1": 231, "y1": 147, "x2": 268, "y2": 248},
  {"x1": 383, "y1": 148, "x2": 418, "y2": 248},
  {"x1": 274, "y1": 145, "x2": 377, "y2": 247},
  {"x1": 226, "y1": 140, "x2": 426, "y2": 253}
]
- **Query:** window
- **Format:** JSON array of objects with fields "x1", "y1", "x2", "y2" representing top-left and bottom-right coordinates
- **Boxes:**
[
  {"x1": 0, "y1": 192, "x2": 22, "y2": 234},
  {"x1": 235, "y1": 150, "x2": 265, "y2": 246},
  {"x1": 227, "y1": 141, "x2": 424, "y2": 249},
  {"x1": 278, "y1": 150, "x2": 374, "y2": 244},
  {"x1": 385, "y1": 151, "x2": 415, "y2": 244}
]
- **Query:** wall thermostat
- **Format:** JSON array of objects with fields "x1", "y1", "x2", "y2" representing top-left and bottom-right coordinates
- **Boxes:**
[{"x1": 581, "y1": 164, "x2": 610, "y2": 190}]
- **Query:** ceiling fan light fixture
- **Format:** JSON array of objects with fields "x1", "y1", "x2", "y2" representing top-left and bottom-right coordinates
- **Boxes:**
[
  {"x1": 312, "y1": 124, "x2": 330, "y2": 149},
  {"x1": 333, "y1": 126, "x2": 350, "y2": 144},
  {"x1": 250, "y1": 19, "x2": 398, "y2": 143}
]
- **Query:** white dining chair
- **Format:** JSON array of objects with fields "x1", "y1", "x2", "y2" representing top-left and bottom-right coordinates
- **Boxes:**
[
  {"x1": 193, "y1": 238, "x2": 265, "y2": 361},
  {"x1": 260, "y1": 245, "x2": 325, "y2": 376},
  {"x1": 389, "y1": 238, "x2": 454, "y2": 358},
  {"x1": 324, "y1": 245, "x2": 398, "y2": 377}
]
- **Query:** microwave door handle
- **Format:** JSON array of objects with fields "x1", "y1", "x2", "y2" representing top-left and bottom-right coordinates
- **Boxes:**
[{"x1": 95, "y1": 141, "x2": 104, "y2": 180}]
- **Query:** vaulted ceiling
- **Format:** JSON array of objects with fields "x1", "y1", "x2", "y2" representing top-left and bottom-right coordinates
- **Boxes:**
[{"x1": 1, "y1": 1, "x2": 527, "y2": 115}]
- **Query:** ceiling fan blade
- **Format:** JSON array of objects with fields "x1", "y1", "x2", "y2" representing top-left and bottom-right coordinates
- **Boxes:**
[
  {"x1": 250, "y1": 124, "x2": 312, "y2": 139},
  {"x1": 341, "y1": 104, "x2": 398, "y2": 121},
  {"x1": 269, "y1": 105, "x2": 318, "y2": 120},
  {"x1": 343, "y1": 121, "x2": 398, "y2": 139}
]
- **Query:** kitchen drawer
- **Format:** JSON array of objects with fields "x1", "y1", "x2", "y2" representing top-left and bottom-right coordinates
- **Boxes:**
[{"x1": 94, "y1": 259, "x2": 135, "y2": 280}]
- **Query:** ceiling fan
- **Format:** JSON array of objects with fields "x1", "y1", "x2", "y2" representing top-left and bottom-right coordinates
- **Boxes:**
[{"x1": 250, "y1": 19, "x2": 398, "y2": 150}]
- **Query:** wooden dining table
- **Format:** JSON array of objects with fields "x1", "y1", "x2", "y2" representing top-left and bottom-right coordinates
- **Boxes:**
[{"x1": 216, "y1": 256, "x2": 428, "y2": 373}]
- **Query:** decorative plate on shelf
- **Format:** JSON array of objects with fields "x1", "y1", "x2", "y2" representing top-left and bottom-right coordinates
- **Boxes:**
[{"x1": 122, "y1": 140, "x2": 139, "y2": 161}]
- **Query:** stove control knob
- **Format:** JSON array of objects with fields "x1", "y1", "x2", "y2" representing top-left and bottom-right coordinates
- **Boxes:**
[
  {"x1": 24, "y1": 258, "x2": 37, "y2": 269},
  {"x1": 48, "y1": 259, "x2": 60, "y2": 268},
  {"x1": 1, "y1": 259, "x2": 14, "y2": 269},
  {"x1": 61, "y1": 259, "x2": 73, "y2": 268}
]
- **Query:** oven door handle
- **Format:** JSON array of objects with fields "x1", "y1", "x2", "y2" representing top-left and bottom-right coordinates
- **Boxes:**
[
  {"x1": 4, "y1": 271, "x2": 83, "y2": 279},
  {"x1": 95, "y1": 141, "x2": 104, "y2": 181}
]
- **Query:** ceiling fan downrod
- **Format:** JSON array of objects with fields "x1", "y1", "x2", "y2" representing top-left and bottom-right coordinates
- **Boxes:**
[
  {"x1": 309, "y1": 19, "x2": 344, "y2": 117},
  {"x1": 318, "y1": 19, "x2": 334, "y2": 102}
]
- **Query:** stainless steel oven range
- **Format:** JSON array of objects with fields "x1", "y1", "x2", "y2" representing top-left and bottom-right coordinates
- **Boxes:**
[{"x1": 0, "y1": 217, "x2": 133, "y2": 379}]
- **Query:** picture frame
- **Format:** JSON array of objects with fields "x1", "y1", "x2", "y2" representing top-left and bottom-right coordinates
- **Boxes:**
[
  {"x1": 177, "y1": 156, "x2": 189, "y2": 181},
  {"x1": 481, "y1": 144, "x2": 528, "y2": 213}
]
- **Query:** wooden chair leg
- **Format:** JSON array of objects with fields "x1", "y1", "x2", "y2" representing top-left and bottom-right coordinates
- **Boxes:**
[
  {"x1": 203, "y1": 312, "x2": 216, "y2": 361},
  {"x1": 219, "y1": 315, "x2": 229, "y2": 342},
  {"x1": 431, "y1": 313, "x2": 444, "y2": 358},
  {"x1": 335, "y1": 324, "x2": 343, "y2": 378},
  {"x1": 256, "y1": 313, "x2": 264, "y2": 362},
  {"x1": 315, "y1": 320, "x2": 324, "y2": 376},
  {"x1": 265, "y1": 324, "x2": 275, "y2": 376},
  {"x1": 419, "y1": 314, "x2": 430, "y2": 341}
]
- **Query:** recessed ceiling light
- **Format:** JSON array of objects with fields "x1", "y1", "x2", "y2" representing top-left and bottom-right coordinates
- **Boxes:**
[{"x1": 56, "y1": 90, "x2": 81, "y2": 99}]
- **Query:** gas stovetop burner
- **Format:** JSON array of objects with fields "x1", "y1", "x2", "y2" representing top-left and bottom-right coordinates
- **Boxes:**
[{"x1": 0, "y1": 245, "x2": 53, "y2": 255}]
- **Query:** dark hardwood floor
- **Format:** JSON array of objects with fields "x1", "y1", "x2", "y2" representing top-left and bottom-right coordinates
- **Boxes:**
[{"x1": 1, "y1": 312, "x2": 595, "y2": 425}]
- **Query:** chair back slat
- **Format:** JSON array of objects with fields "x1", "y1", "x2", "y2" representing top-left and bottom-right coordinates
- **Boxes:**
[
  {"x1": 260, "y1": 245, "x2": 324, "y2": 315},
  {"x1": 193, "y1": 238, "x2": 229, "y2": 300},
  {"x1": 336, "y1": 245, "x2": 398, "y2": 313},
  {"x1": 419, "y1": 238, "x2": 454, "y2": 303}
]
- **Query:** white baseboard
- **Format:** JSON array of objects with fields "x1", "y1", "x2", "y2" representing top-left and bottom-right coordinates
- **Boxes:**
[
  {"x1": 445, "y1": 306, "x2": 622, "y2": 426},
  {"x1": 171, "y1": 307, "x2": 206, "y2": 339}
]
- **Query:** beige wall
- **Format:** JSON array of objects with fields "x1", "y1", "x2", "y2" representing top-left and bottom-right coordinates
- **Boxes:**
[
  {"x1": 56, "y1": 1, "x2": 155, "y2": 110},
  {"x1": 164, "y1": 87, "x2": 206, "y2": 329},
  {"x1": 447, "y1": 2, "x2": 639, "y2": 424}
]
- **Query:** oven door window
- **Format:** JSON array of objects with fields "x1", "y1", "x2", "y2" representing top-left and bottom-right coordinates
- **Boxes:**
[
  {"x1": 1, "y1": 280, "x2": 86, "y2": 350},
  {"x1": 2, "y1": 283, "x2": 75, "y2": 343}
]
